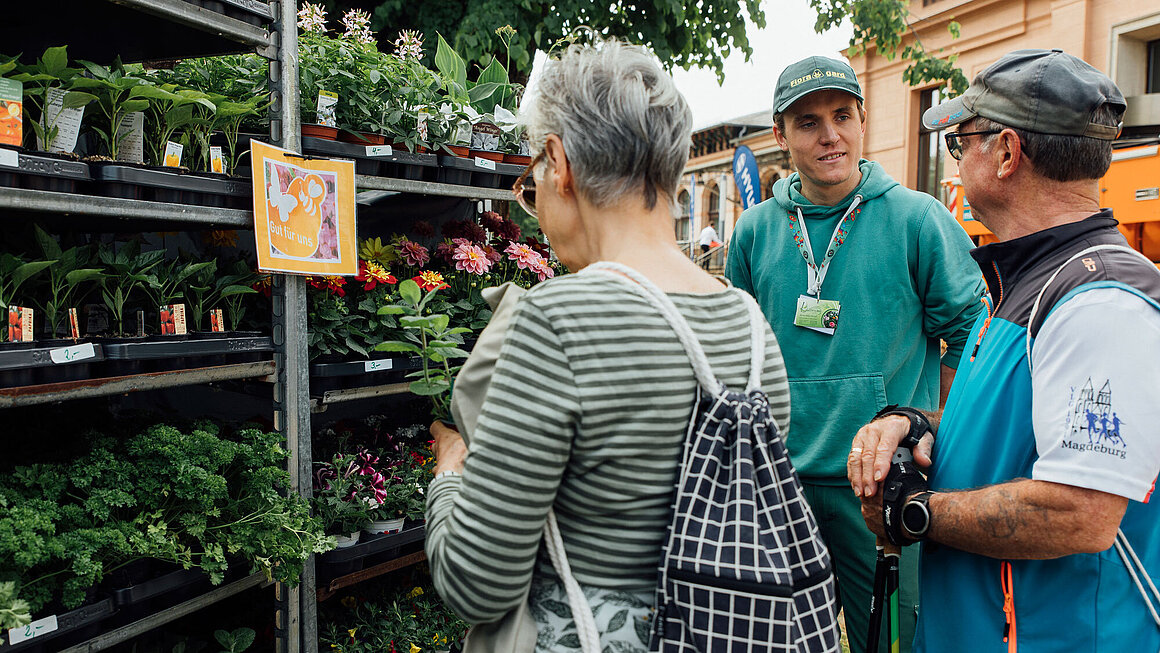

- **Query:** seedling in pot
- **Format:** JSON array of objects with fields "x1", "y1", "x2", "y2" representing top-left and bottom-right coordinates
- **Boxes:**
[
  {"x1": 11, "y1": 46, "x2": 97, "y2": 152},
  {"x1": 0, "y1": 253, "x2": 55, "y2": 341},
  {"x1": 32, "y1": 225, "x2": 103, "y2": 338},
  {"x1": 98, "y1": 240, "x2": 165, "y2": 336},
  {"x1": 72, "y1": 58, "x2": 151, "y2": 161}
]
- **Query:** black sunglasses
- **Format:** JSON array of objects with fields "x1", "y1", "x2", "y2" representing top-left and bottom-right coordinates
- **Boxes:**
[{"x1": 944, "y1": 130, "x2": 1002, "y2": 161}]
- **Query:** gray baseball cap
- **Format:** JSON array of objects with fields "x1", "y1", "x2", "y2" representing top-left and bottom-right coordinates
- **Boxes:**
[
  {"x1": 773, "y1": 56, "x2": 863, "y2": 116},
  {"x1": 922, "y1": 48, "x2": 1125, "y2": 139}
]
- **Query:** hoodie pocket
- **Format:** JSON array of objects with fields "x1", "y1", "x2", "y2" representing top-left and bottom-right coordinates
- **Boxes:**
[{"x1": 786, "y1": 373, "x2": 888, "y2": 479}]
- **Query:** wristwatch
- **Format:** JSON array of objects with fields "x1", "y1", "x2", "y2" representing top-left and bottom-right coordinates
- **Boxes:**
[
  {"x1": 873, "y1": 404, "x2": 934, "y2": 449},
  {"x1": 901, "y1": 491, "x2": 935, "y2": 541}
]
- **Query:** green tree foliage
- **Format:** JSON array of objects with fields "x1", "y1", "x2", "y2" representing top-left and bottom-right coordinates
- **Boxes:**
[
  {"x1": 323, "y1": 0, "x2": 765, "y2": 83},
  {"x1": 810, "y1": 0, "x2": 968, "y2": 95}
]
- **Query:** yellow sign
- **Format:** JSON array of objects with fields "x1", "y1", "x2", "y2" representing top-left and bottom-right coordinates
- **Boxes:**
[{"x1": 251, "y1": 140, "x2": 357, "y2": 275}]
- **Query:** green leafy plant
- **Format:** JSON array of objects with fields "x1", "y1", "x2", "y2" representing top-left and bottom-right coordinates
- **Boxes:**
[
  {"x1": 0, "y1": 253, "x2": 55, "y2": 339},
  {"x1": 375, "y1": 279, "x2": 471, "y2": 421},
  {"x1": 11, "y1": 45, "x2": 97, "y2": 151},
  {"x1": 32, "y1": 225, "x2": 103, "y2": 338},
  {"x1": 0, "y1": 421, "x2": 330, "y2": 618},
  {"x1": 319, "y1": 580, "x2": 468, "y2": 653},
  {"x1": 136, "y1": 84, "x2": 215, "y2": 167},
  {"x1": 98, "y1": 241, "x2": 164, "y2": 336},
  {"x1": 141, "y1": 257, "x2": 215, "y2": 322},
  {"x1": 72, "y1": 58, "x2": 151, "y2": 160},
  {"x1": 184, "y1": 260, "x2": 259, "y2": 332},
  {"x1": 311, "y1": 453, "x2": 374, "y2": 536},
  {"x1": 0, "y1": 580, "x2": 31, "y2": 630},
  {"x1": 214, "y1": 627, "x2": 256, "y2": 653}
]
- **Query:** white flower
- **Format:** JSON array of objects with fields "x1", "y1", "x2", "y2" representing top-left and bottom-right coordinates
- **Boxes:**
[
  {"x1": 296, "y1": 3, "x2": 327, "y2": 33},
  {"x1": 341, "y1": 9, "x2": 375, "y2": 44},
  {"x1": 394, "y1": 30, "x2": 425, "y2": 60}
]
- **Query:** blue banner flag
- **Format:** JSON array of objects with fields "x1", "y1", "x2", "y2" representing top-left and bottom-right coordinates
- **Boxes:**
[{"x1": 732, "y1": 145, "x2": 760, "y2": 210}]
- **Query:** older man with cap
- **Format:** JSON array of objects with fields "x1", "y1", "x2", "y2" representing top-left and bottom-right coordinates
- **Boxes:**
[
  {"x1": 849, "y1": 48, "x2": 1160, "y2": 651},
  {"x1": 725, "y1": 56, "x2": 985, "y2": 653}
]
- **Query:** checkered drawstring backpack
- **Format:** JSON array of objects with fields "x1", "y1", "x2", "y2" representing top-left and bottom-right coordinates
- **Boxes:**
[{"x1": 585, "y1": 262, "x2": 841, "y2": 653}]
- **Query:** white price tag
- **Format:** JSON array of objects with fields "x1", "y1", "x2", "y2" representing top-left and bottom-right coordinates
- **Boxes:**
[
  {"x1": 7, "y1": 615, "x2": 59, "y2": 645},
  {"x1": 365, "y1": 145, "x2": 394, "y2": 157},
  {"x1": 0, "y1": 148, "x2": 16, "y2": 168},
  {"x1": 474, "y1": 156, "x2": 496, "y2": 171},
  {"x1": 364, "y1": 359, "x2": 392, "y2": 373},
  {"x1": 49, "y1": 342, "x2": 96, "y2": 364}
]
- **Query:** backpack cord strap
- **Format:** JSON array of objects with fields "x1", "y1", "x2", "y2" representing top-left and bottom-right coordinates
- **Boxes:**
[
  {"x1": 740, "y1": 291, "x2": 766, "y2": 393},
  {"x1": 544, "y1": 509, "x2": 602, "y2": 653},
  {"x1": 1114, "y1": 529, "x2": 1160, "y2": 632},
  {"x1": 1026, "y1": 244, "x2": 1159, "y2": 373}
]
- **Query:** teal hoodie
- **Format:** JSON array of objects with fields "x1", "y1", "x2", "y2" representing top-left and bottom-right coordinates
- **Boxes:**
[{"x1": 726, "y1": 160, "x2": 985, "y2": 482}]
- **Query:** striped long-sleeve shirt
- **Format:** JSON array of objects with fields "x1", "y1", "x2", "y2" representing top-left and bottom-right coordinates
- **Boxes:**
[{"x1": 426, "y1": 274, "x2": 791, "y2": 623}]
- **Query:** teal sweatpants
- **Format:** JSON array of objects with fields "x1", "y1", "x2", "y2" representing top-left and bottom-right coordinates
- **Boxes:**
[{"x1": 803, "y1": 482, "x2": 919, "y2": 653}]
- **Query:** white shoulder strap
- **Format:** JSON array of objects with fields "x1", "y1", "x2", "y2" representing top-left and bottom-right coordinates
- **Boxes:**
[
  {"x1": 583, "y1": 261, "x2": 766, "y2": 393},
  {"x1": 1026, "y1": 244, "x2": 1160, "y2": 373}
]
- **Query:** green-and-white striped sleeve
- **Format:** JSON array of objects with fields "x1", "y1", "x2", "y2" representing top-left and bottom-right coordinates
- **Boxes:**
[{"x1": 426, "y1": 275, "x2": 790, "y2": 623}]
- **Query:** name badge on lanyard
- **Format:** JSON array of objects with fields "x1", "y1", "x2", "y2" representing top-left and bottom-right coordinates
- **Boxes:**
[{"x1": 788, "y1": 200, "x2": 860, "y2": 335}]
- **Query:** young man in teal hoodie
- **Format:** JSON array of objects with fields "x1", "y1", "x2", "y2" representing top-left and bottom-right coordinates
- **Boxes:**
[{"x1": 725, "y1": 56, "x2": 985, "y2": 653}]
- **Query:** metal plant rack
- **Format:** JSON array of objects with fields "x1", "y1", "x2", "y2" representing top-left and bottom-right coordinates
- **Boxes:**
[
  {"x1": 355, "y1": 174, "x2": 517, "y2": 201},
  {"x1": 0, "y1": 188, "x2": 253, "y2": 228}
]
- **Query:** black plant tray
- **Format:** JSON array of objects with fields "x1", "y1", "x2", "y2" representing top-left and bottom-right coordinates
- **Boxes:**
[
  {"x1": 310, "y1": 354, "x2": 420, "y2": 378},
  {"x1": 0, "y1": 146, "x2": 91, "y2": 194},
  {"x1": 319, "y1": 524, "x2": 427, "y2": 565},
  {"x1": 102, "y1": 335, "x2": 273, "y2": 361},
  {"x1": 436, "y1": 154, "x2": 522, "y2": 189},
  {"x1": 302, "y1": 137, "x2": 437, "y2": 179},
  {"x1": 90, "y1": 163, "x2": 252, "y2": 209},
  {"x1": 0, "y1": 342, "x2": 105, "y2": 371},
  {"x1": 110, "y1": 567, "x2": 208, "y2": 608},
  {"x1": 3, "y1": 597, "x2": 115, "y2": 652}
]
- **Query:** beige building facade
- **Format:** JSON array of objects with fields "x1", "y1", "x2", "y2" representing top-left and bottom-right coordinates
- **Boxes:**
[{"x1": 681, "y1": 0, "x2": 1160, "y2": 249}]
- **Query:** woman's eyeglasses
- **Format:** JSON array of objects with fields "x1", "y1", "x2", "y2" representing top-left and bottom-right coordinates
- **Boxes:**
[
  {"x1": 512, "y1": 152, "x2": 544, "y2": 218},
  {"x1": 943, "y1": 130, "x2": 1001, "y2": 161}
]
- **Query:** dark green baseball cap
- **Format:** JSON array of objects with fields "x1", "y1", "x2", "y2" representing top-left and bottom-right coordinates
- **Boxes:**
[
  {"x1": 922, "y1": 48, "x2": 1125, "y2": 139},
  {"x1": 773, "y1": 56, "x2": 863, "y2": 116}
]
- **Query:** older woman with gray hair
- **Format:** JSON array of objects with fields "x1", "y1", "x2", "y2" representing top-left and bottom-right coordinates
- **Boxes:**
[{"x1": 424, "y1": 41, "x2": 791, "y2": 651}]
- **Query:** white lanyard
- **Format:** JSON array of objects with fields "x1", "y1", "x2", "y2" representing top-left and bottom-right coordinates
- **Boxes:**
[{"x1": 792, "y1": 195, "x2": 862, "y2": 296}]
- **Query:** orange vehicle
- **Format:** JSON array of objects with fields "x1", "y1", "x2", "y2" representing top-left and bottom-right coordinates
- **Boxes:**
[{"x1": 942, "y1": 137, "x2": 1160, "y2": 262}]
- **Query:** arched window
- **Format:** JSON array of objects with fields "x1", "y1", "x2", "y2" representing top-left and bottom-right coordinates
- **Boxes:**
[{"x1": 675, "y1": 190, "x2": 692, "y2": 241}]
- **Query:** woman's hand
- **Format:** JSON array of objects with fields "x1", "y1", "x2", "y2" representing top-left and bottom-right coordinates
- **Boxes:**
[{"x1": 430, "y1": 420, "x2": 468, "y2": 476}]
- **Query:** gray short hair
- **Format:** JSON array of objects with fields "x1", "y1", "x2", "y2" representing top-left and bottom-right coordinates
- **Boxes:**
[
  {"x1": 521, "y1": 40, "x2": 693, "y2": 213},
  {"x1": 974, "y1": 104, "x2": 1120, "y2": 181}
]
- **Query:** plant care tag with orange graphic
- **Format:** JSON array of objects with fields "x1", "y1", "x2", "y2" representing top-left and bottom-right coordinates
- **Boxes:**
[
  {"x1": 68, "y1": 308, "x2": 80, "y2": 339},
  {"x1": 0, "y1": 77, "x2": 22, "y2": 148},
  {"x1": 160, "y1": 304, "x2": 187, "y2": 335},
  {"x1": 209, "y1": 145, "x2": 225, "y2": 173},
  {"x1": 163, "y1": 141, "x2": 183, "y2": 167},
  {"x1": 210, "y1": 309, "x2": 225, "y2": 333},
  {"x1": 266, "y1": 172, "x2": 327, "y2": 258},
  {"x1": 8, "y1": 306, "x2": 33, "y2": 342}
]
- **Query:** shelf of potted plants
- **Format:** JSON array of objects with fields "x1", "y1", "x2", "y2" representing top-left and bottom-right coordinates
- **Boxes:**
[{"x1": 0, "y1": 1, "x2": 323, "y2": 653}]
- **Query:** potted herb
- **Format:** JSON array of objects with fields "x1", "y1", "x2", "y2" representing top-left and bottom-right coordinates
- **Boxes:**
[
  {"x1": 0, "y1": 253, "x2": 54, "y2": 345},
  {"x1": 31, "y1": 225, "x2": 103, "y2": 340}
]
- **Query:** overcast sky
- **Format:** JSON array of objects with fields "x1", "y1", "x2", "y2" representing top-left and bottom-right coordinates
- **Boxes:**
[
  {"x1": 525, "y1": 3, "x2": 853, "y2": 130},
  {"x1": 671, "y1": 4, "x2": 854, "y2": 129}
]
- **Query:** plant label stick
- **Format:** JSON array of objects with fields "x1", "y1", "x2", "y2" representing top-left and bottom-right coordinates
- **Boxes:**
[
  {"x1": 0, "y1": 77, "x2": 22, "y2": 147},
  {"x1": 116, "y1": 112, "x2": 145, "y2": 163},
  {"x1": 316, "y1": 90, "x2": 338, "y2": 127},
  {"x1": 8, "y1": 307, "x2": 34, "y2": 342},
  {"x1": 164, "y1": 141, "x2": 184, "y2": 168},
  {"x1": 210, "y1": 309, "x2": 224, "y2": 333},
  {"x1": 210, "y1": 145, "x2": 225, "y2": 174},
  {"x1": 41, "y1": 87, "x2": 85, "y2": 153},
  {"x1": 137, "y1": 309, "x2": 146, "y2": 337},
  {"x1": 68, "y1": 308, "x2": 80, "y2": 339},
  {"x1": 172, "y1": 304, "x2": 187, "y2": 335}
]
